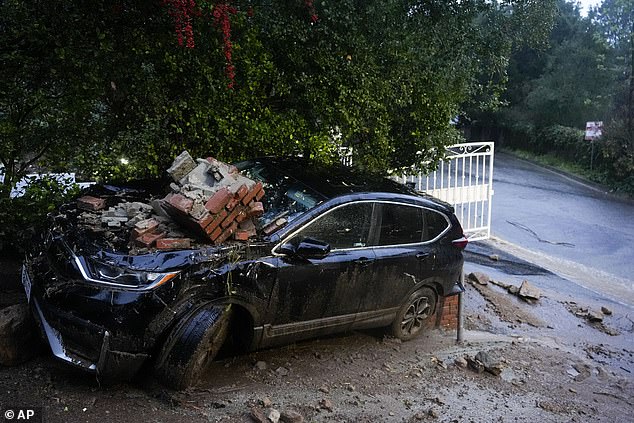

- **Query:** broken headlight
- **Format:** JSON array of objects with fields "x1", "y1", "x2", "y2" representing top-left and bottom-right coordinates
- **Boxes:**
[{"x1": 76, "y1": 256, "x2": 178, "y2": 291}]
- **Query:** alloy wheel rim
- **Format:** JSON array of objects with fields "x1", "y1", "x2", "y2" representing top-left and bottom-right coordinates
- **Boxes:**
[{"x1": 401, "y1": 296, "x2": 431, "y2": 335}]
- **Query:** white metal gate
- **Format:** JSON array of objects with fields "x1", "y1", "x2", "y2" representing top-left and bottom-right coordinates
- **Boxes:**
[{"x1": 395, "y1": 142, "x2": 494, "y2": 241}]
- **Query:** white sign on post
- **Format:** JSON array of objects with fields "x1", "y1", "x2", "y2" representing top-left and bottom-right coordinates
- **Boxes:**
[{"x1": 585, "y1": 121, "x2": 603, "y2": 141}]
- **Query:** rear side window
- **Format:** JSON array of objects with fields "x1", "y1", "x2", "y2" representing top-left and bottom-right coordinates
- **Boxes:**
[
  {"x1": 376, "y1": 203, "x2": 450, "y2": 246},
  {"x1": 290, "y1": 202, "x2": 373, "y2": 249},
  {"x1": 377, "y1": 204, "x2": 424, "y2": 245},
  {"x1": 424, "y1": 209, "x2": 450, "y2": 240}
]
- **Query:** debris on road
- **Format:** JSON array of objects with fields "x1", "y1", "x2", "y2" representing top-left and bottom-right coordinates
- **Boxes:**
[
  {"x1": 518, "y1": 280, "x2": 541, "y2": 302},
  {"x1": 564, "y1": 302, "x2": 620, "y2": 336},
  {"x1": 467, "y1": 271, "x2": 490, "y2": 286}
]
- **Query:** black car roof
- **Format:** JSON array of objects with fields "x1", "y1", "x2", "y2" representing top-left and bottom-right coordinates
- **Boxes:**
[
  {"x1": 250, "y1": 157, "x2": 410, "y2": 198},
  {"x1": 248, "y1": 157, "x2": 452, "y2": 211}
]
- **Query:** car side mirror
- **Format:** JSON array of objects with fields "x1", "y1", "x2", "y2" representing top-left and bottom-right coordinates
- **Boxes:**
[{"x1": 279, "y1": 237, "x2": 330, "y2": 260}]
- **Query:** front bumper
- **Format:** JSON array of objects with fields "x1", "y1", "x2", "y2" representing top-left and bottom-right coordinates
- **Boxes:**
[{"x1": 23, "y1": 263, "x2": 151, "y2": 380}]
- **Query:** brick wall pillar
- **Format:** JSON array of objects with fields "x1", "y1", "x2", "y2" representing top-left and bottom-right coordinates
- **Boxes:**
[{"x1": 434, "y1": 295, "x2": 459, "y2": 330}]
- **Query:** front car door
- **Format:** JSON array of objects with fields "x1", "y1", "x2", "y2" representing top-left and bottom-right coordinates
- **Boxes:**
[{"x1": 260, "y1": 201, "x2": 376, "y2": 346}]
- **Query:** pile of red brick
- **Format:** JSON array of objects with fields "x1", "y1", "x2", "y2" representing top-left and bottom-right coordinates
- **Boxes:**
[
  {"x1": 157, "y1": 151, "x2": 265, "y2": 246},
  {"x1": 76, "y1": 151, "x2": 267, "y2": 250}
]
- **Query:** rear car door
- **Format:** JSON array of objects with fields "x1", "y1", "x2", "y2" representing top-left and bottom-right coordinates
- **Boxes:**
[{"x1": 360, "y1": 201, "x2": 448, "y2": 314}]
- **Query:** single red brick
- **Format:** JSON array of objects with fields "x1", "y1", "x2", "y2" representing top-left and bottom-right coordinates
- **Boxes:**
[
  {"x1": 167, "y1": 193, "x2": 193, "y2": 215},
  {"x1": 234, "y1": 184, "x2": 249, "y2": 201},
  {"x1": 262, "y1": 217, "x2": 287, "y2": 235},
  {"x1": 247, "y1": 201, "x2": 264, "y2": 218},
  {"x1": 208, "y1": 226, "x2": 222, "y2": 241},
  {"x1": 221, "y1": 206, "x2": 243, "y2": 228},
  {"x1": 241, "y1": 182, "x2": 263, "y2": 206},
  {"x1": 156, "y1": 238, "x2": 192, "y2": 250},
  {"x1": 255, "y1": 187, "x2": 265, "y2": 201},
  {"x1": 204, "y1": 187, "x2": 233, "y2": 214},
  {"x1": 214, "y1": 222, "x2": 238, "y2": 245},
  {"x1": 204, "y1": 209, "x2": 228, "y2": 235},
  {"x1": 233, "y1": 229, "x2": 251, "y2": 241},
  {"x1": 135, "y1": 231, "x2": 165, "y2": 248},
  {"x1": 235, "y1": 208, "x2": 248, "y2": 223},
  {"x1": 197, "y1": 212, "x2": 215, "y2": 229},
  {"x1": 225, "y1": 196, "x2": 240, "y2": 211},
  {"x1": 77, "y1": 196, "x2": 106, "y2": 211},
  {"x1": 238, "y1": 220, "x2": 257, "y2": 238}
]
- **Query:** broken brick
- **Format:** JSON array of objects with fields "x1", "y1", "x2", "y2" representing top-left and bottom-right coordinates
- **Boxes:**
[
  {"x1": 242, "y1": 182, "x2": 263, "y2": 206},
  {"x1": 135, "y1": 218, "x2": 159, "y2": 233},
  {"x1": 234, "y1": 230, "x2": 252, "y2": 241},
  {"x1": 77, "y1": 196, "x2": 106, "y2": 212},
  {"x1": 166, "y1": 194, "x2": 194, "y2": 215},
  {"x1": 135, "y1": 231, "x2": 165, "y2": 248},
  {"x1": 156, "y1": 238, "x2": 192, "y2": 250},
  {"x1": 130, "y1": 218, "x2": 160, "y2": 239},
  {"x1": 235, "y1": 208, "x2": 249, "y2": 224},
  {"x1": 234, "y1": 184, "x2": 249, "y2": 201},
  {"x1": 262, "y1": 218, "x2": 287, "y2": 236},
  {"x1": 204, "y1": 187, "x2": 233, "y2": 214},
  {"x1": 197, "y1": 212, "x2": 215, "y2": 230},
  {"x1": 247, "y1": 202, "x2": 264, "y2": 218}
]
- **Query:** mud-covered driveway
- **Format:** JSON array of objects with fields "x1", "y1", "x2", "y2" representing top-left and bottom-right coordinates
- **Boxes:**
[{"x1": 1, "y1": 245, "x2": 633, "y2": 423}]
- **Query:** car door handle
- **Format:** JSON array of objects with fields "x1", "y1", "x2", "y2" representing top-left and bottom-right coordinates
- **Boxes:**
[
  {"x1": 354, "y1": 257, "x2": 374, "y2": 266},
  {"x1": 416, "y1": 252, "x2": 431, "y2": 260}
]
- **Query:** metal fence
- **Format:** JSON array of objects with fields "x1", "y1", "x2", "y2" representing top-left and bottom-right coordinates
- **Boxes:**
[{"x1": 340, "y1": 142, "x2": 495, "y2": 241}]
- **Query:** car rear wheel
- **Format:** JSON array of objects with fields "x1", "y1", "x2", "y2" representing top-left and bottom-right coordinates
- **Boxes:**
[
  {"x1": 154, "y1": 304, "x2": 232, "y2": 390},
  {"x1": 391, "y1": 287, "x2": 436, "y2": 341}
]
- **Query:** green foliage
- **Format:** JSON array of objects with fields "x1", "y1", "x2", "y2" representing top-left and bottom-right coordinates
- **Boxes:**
[
  {"x1": 0, "y1": 176, "x2": 80, "y2": 254},
  {"x1": 1, "y1": 0, "x2": 557, "y2": 192}
]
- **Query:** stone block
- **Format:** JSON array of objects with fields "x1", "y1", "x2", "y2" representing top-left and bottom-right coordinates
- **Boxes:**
[
  {"x1": 77, "y1": 195, "x2": 106, "y2": 211},
  {"x1": 167, "y1": 150, "x2": 197, "y2": 182}
]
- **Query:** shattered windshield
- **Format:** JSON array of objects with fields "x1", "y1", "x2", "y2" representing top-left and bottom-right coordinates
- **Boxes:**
[{"x1": 236, "y1": 160, "x2": 326, "y2": 226}]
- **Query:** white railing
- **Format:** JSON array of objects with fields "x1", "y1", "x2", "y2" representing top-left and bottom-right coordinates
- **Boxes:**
[{"x1": 396, "y1": 142, "x2": 494, "y2": 241}]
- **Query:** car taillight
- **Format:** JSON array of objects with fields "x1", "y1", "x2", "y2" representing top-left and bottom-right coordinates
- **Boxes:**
[{"x1": 452, "y1": 236, "x2": 468, "y2": 250}]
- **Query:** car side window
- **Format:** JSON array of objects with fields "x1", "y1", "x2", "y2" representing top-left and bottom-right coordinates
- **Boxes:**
[
  {"x1": 290, "y1": 203, "x2": 373, "y2": 250},
  {"x1": 377, "y1": 203, "x2": 424, "y2": 246},
  {"x1": 375, "y1": 204, "x2": 450, "y2": 246},
  {"x1": 424, "y1": 209, "x2": 449, "y2": 241}
]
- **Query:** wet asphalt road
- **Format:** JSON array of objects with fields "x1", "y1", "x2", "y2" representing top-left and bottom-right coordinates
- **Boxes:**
[{"x1": 487, "y1": 152, "x2": 634, "y2": 298}]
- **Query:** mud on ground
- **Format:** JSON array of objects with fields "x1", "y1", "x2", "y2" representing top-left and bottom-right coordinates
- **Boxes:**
[{"x1": 1, "y1": 256, "x2": 633, "y2": 422}]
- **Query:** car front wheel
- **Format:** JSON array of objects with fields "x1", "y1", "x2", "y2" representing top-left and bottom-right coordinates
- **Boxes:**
[
  {"x1": 154, "y1": 304, "x2": 232, "y2": 390},
  {"x1": 391, "y1": 287, "x2": 436, "y2": 341}
]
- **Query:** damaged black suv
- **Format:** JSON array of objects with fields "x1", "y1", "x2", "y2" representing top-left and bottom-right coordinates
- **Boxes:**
[{"x1": 22, "y1": 157, "x2": 467, "y2": 389}]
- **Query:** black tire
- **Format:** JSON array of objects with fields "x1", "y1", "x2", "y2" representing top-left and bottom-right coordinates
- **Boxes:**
[
  {"x1": 391, "y1": 287, "x2": 437, "y2": 341},
  {"x1": 154, "y1": 305, "x2": 232, "y2": 390}
]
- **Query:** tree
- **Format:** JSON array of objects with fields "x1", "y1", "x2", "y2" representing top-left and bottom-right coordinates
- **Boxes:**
[{"x1": 1, "y1": 0, "x2": 557, "y2": 195}]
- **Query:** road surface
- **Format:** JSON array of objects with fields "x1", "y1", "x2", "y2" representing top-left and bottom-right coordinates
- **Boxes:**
[{"x1": 486, "y1": 152, "x2": 634, "y2": 305}]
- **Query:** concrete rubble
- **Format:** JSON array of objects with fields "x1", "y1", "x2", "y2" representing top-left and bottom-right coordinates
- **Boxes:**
[{"x1": 73, "y1": 151, "x2": 270, "y2": 252}]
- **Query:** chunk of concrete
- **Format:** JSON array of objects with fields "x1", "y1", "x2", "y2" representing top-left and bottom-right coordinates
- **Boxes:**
[{"x1": 518, "y1": 280, "x2": 541, "y2": 301}]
